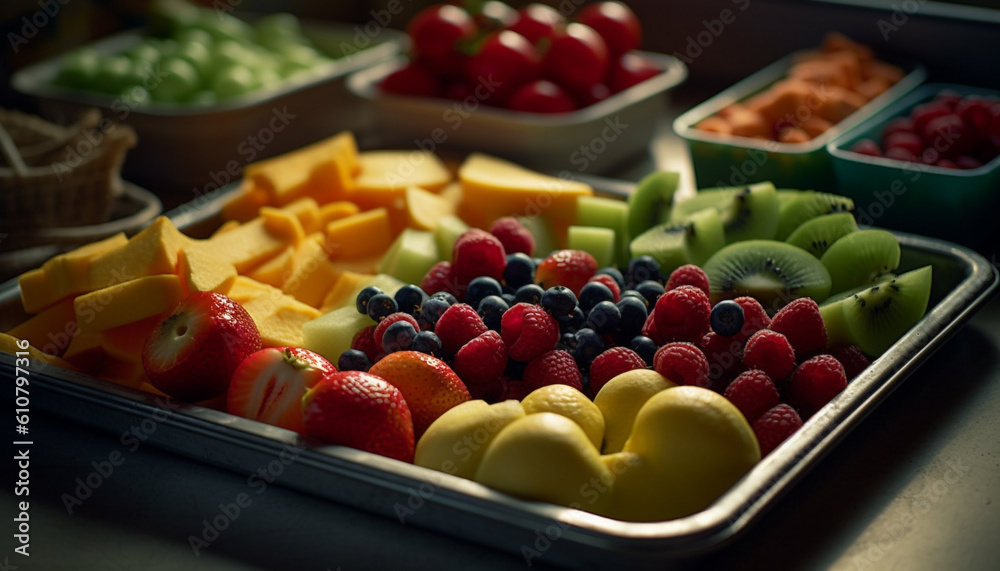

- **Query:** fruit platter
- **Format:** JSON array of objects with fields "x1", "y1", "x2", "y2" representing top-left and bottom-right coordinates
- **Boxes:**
[{"x1": 1, "y1": 120, "x2": 996, "y2": 566}]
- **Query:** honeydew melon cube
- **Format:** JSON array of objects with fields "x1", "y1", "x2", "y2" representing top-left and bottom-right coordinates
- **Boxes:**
[
  {"x1": 567, "y1": 226, "x2": 616, "y2": 269},
  {"x1": 575, "y1": 196, "x2": 629, "y2": 266},
  {"x1": 302, "y1": 305, "x2": 374, "y2": 364},
  {"x1": 377, "y1": 228, "x2": 439, "y2": 285},
  {"x1": 434, "y1": 215, "x2": 469, "y2": 260}
]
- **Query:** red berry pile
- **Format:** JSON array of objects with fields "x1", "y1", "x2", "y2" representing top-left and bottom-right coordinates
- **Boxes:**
[
  {"x1": 849, "y1": 89, "x2": 1000, "y2": 169},
  {"x1": 342, "y1": 222, "x2": 872, "y2": 457},
  {"x1": 381, "y1": 1, "x2": 661, "y2": 113}
]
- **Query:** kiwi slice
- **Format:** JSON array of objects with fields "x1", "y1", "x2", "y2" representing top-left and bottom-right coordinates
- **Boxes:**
[
  {"x1": 776, "y1": 189, "x2": 803, "y2": 211},
  {"x1": 627, "y1": 171, "x2": 680, "y2": 243},
  {"x1": 702, "y1": 240, "x2": 832, "y2": 309},
  {"x1": 841, "y1": 265, "x2": 933, "y2": 356},
  {"x1": 821, "y1": 273, "x2": 895, "y2": 306},
  {"x1": 669, "y1": 187, "x2": 737, "y2": 224},
  {"x1": 820, "y1": 229, "x2": 901, "y2": 295},
  {"x1": 670, "y1": 182, "x2": 780, "y2": 243},
  {"x1": 630, "y1": 207, "x2": 725, "y2": 275},
  {"x1": 786, "y1": 212, "x2": 859, "y2": 258},
  {"x1": 776, "y1": 191, "x2": 855, "y2": 240}
]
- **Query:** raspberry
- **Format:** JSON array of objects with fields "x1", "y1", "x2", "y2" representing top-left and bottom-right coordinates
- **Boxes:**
[
  {"x1": 724, "y1": 369, "x2": 780, "y2": 423},
  {"x1": 501, "y1": 302, "x2": 560, "y2": 361},
  {"x1": 587, "y1": 274, "x2": 621, "y2": 302},
  {"x1": 502, "y1": 378, "x2": 531, "y2": 401},
  {"x1": 769, "y1": 298, "x2": 828, "y2": 356},
  {"x1": 535, "y1": 249, "x2": 598, "y2": 296},
  {"x1": 828, "y1": 345, "x2": 869, "y2": 381},
  {"x1": 489, "y1": 217, "x2": 535, "y2": 256},
  {"x1": 589, "y1": 347, "x2": 647, "y2": 395},
  {"x1": 452, "y1": 229, "x2": 507, "y2": 288},
  {"x1": 350, "y1": 325, "x2": 379, "y2": 362},
  {"x1": 700, "y1": 332, "x2": 745, "y2": 385},
  {"x1": 641, "y1": 308, "x2": 665, "y2": 345},
  {"x1": 753, "y1": 404, "x2": 803, "y2": 456},
  {"x1": 420, "y1": 261, "x2": 459, "y2": 297},
  {"x1": 653, "y1": 285, "x2": 711, "y2": 343},
  {"x1": 665, "y1": 264, "x2": 710, "y2": 297},
  {"x1": 453, "y1": 330, "x2": 508, "y2": 402},
  {"x1": 373, "y1": 312, "x2": 420, "y2": 353},
  {"x1": 742, "y1": 330, "x2": 796, "y2": 381},
  {"x1": 522, "y1": 350, "x2": 584, "y2": 392},
  {"x1": 733, "y1": 296, "x2": 771, "y2": 342},
  {"x1": 653, "y1": 342, "x2": 710, "y2": 388},
  {"x1": 435, "y1": 303, "x2": 488, "y2": 355},
  {"x1": 789, "y1": 354, "x2": 848, "y2": 415}
]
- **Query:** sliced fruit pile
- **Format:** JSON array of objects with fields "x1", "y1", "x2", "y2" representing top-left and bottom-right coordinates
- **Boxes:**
[
  {"x1": 2, "y1": 133, "x2": 937, "y2": 523},
  {"x1": 694, "y1": 32, "x2": 906, "y2": 143},
  {"x1": 382, "y1": 1, "x2": 663, "y2": 113}
]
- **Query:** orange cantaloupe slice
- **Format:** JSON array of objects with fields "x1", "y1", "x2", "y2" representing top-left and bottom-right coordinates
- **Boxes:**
[
  {"x1": 247, "y1": 245, "x2": 295, "y2": 288},
  {"x1": 317, "y1": 200, "x2": 361, "y2": 226},
  {"x1": 176, "y1": 246, "x2": 237, "y2": 295},
  {"x1": 244, "y1": 131, "x2": 359, "y2": 207},
  {"x1": 99, "y1": 314, "x2": 165, "y2": 365},
  {"x1": 319, "y1": 271, "x2": 374, "y2": 313},
  {"x1": 74, "y1": 274, "x2": 184, "y2": 333},
  {"x1": 220, "y1": 182, "x2": 269, "y2": 223},
  {"x1": 324, "y1": 208, "x2": 392, "y2": 260}
]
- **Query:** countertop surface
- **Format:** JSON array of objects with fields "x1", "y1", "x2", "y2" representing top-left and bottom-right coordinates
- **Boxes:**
[{"x1": 4, "y1": 94, "x2": 1000, "y2": 571}]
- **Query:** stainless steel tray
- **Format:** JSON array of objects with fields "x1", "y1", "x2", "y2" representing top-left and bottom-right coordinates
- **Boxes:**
[{"x1": 2, "y1": 182, "x2": 997, "y2": 569}]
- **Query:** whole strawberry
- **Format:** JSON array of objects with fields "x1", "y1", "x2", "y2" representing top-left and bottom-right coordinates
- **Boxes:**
[
  {"x1": 368, "y1": 350, "x2": 471, "y2": 438},
  {"x1": 303, "y1": 371, "x2": 415, "y2": 462},
  {"x1": 143, "y1": 292, "x2": 261, "y2": 402}
]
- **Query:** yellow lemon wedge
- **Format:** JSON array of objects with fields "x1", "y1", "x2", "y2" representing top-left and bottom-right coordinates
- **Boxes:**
[{"x1": 521, "y1": 384, "x2": 605, "y2": 451}]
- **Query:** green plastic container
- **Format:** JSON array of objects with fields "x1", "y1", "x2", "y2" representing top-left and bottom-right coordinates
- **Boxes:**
[
  {"x1": 673, "y1": 52, "x2": 925, "y2": 192},
  {"x1": 827, "y1": 83, "x2": 1000, "y2": 249}
]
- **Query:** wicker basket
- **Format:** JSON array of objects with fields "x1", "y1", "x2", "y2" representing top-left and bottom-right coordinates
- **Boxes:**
[{"x1": 0, "y1": 108, "x2": 137, "y2": 231}]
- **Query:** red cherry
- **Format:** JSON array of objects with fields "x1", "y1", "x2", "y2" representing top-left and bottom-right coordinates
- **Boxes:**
[
  {"x1": 910, "y1": 102, "x2": 951, "y2": 136},
  {"x1": 954, "y1": 155, "x2": 984, "y2": 169},
  {"x1": 406, "y1": 4, "x2": 477, "y2": 79},
  {"x1": 934, "y1": 158, "x2": 959, "y2": 169},
  {"x1": 933, "y1": 89, "x2": 962, "y2": 109},
  {"x1": 472, "y1": 1, "x2": 518, "y2": 32},
  {"x1": 575, "y1": 82, "x2": 611, "y2": 107},
  {"x1": 506, "y1": 80, "x2": 577, "y2": 114},
  {"x1": 850, "y1": 138, "x2": 883, "y2": 157},
  {"x1": 543, "y1": 23, "x2": 610, "y2": 93},
  {"x1": 881, "y1": 117, "x2": 914, "y2": 139},
  {"x1": 379, "y1": 63, "x2": 441, "y2": 97},
  {"x1": 508, "y1": 3, "x2": 565, "y2": 45},
  {"x1": 609, "y1": 51, "x2": 660, "y2": 92},
  {"x1": 465, "y1": 30, "x2": 540, "y2": 103},
  {"x1": 956, "y1": 97, "x2": 995, "y2": 140},
  {"x1": 885, "y1": 146, "x2": 918, "y2": 163},
  {"x1": 883, "y1": 131, "x2": 924, "y2": 156},
  {"x1": 922, "y1": 113, "x2": 974, "y2": 156},
  {"x1": 576, "y1": 1, "x2": 642, "y2": 58}
]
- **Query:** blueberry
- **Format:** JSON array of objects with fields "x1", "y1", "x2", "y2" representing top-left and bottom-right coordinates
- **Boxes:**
[
  {"x1": 573, "y1": 328, "x2": 605, "y2": 366},
  {"x1": 478, "y1": 295, "x2": 509, "y2": 332},
  {"x1": 338, "y1": 349, "x2": 371, "y2": 372},
  {"x1": 595, "y1": 267, "x2": 625, "y2": 289},
  {"x1": 620, "y1": 289, "x2": 647, "y2": 307},
  {"x1": 578, "y1": 282, "x2": 614, "y2": 313},
  {"x1": 514, "y1": 283, "x2": 545, "y2": 305},
  {"x1": 503, "y1": 253, "x2": 536, "y2": 289},
  {"x1": 710, "y1": 299, "x2": 745, "y2": 337},
  {"x1": 418, "y1": 297, "x2": 450, "y2": 329},
  {"x1": 586, "y1": 300, "x2": 621, "y2": 334},
  {"x1": 635, "y1": 280, "x2": 666, "y2": 308},
  {"x1": 617, "y1": 296, "x2": 648, "y2": 338},
  {"x1": 465, "y1": 276, "x2": 503, "y2": 309},
  {"x1": 541, "y1": 285, "x2": 577, "y2": 317},
  {"x1": 394, "y1": 284, "x2": 427, "y2": 317},
  {"x1": 382, "y1": 320, "x2": 417, "y2": 352},
  {"x1": 430, "y1": 291, "x2": 458, "y2": 305},
  {"x1": 557, "y1": 306, "x2": 585, "y2": 333},
  {"x1": 502, "y1": 293, "x2": 516, "y2": 306},
  {"x1": 366, "y1": 293, "x2": 398, "y2": 321},
  {"x1": 629, "y1": 335, "x2": 658, "y2": 366},
  {"x1": 411, "y1": 330, "x2": 443, "y2": 357},
  {"x1": 558, "y1": 331, "x2": 578, "y2": 352},
  {"x1": 627, "y1": 256, "x2": 662, "y2": 286},
  {"x1": 356, "y1": 286, "x2": 383, "y2": 315}
]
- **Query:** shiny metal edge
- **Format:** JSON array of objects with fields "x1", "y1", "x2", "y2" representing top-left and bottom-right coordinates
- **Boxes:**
[{"x1": 2, "y1": 187, "x2": 996, "y2": 565}]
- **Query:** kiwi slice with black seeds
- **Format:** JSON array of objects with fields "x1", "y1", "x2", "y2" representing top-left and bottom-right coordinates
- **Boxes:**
[
  {"x1": 670, "y1": 182, "x2": 780, "y2": 243},
  {"x1": 820, "y1": 229, "x2": 900, "y2": 295},
  {"x1": 702, "y1": 240, "x2": 832, "y2": 309},
  {"x1": 627, "y1": 171, "x2": 680, "y2": 242},
  {"x1": 841, "y1": 265, "x2": 933, "y2": 356},
  {"x1": 786, "y1": 212, "x2": 858, "y2": 258},
  {"x1": 776, "y1": 191, "x2": 855, "y2": 240},
  {"x1": 630, "y1": 207, "x2": 725, "y2": 275}
]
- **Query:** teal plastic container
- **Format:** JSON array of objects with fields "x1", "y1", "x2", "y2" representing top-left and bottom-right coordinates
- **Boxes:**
[
  {"x1": 827, "y1": 83, "x2": 1000, "y2": 249},
  {"x1": 673, "y1": 52, "x2": 925, "y2": 192}
]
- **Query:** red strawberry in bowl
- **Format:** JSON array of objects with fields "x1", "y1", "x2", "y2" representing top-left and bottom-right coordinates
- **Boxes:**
[
  {"x1": 227, "y1": 347, "x2": 336, "y2": 433},
  {"x1": 302, "y1": 371, "x2": 415, "y2": 463},
  {"x1": 142, "y1": 292, "x2": 261, "y2": 402}
]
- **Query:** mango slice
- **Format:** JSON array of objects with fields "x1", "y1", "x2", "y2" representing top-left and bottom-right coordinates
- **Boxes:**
[
  {"x1": 0, "y1": 332, "x2": 81, "y2": 372},
  {"x1": 19, "y1": 232, "x2": 131, "y2": 313},
  {"x1": 317, "y1": 200, "x2": 361, "y2": 226},
  {"x1": 228, "y1": 276, "x2": 321, "y2": 347},
  {"x1": 74, "y1": 274, "x2": 184, "y2": 333},
  {"x1": 7, "y1": 298, "x2": 78, "y2": 356},
  {"x1": 220, "y1": 182, "x2": 269, "y2": 223},
  {"x1": 244, "y1": 131, "x2": 358, "y2": 206},
  {"x1": 176, "y1": 246, "x2": 237, "y2": 295},
  {"x1": 319, "y1": 270, "x2": 374, "y2": 312},
  {"x1": 324, "y1": 208, "x2": 392, "y2": 260},
  {"x1": 247, "y1": 245, "x2": 295, "y2": 288}
]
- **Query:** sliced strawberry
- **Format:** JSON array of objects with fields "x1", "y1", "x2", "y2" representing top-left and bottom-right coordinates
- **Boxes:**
[
  {"x1": 142, "y1": 292, "x2": 260, "y2": 402},
  {"x1": 227, "y1": 347, "x2": 336, "y2": 433}
]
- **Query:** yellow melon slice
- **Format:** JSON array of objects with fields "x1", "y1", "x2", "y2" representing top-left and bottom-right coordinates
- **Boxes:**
[
  {"x1": 319, "y1": 271, "x2": 374, "y2": 312},
  {"x1": 324, "y1": 208, "x2": 392, "y2": 260},
  {"x1": 244, "y1": 131, "x2": 358, "y2": 206},
  {"x1": 7, "y1": 298, "x2": 78, "y2": 357},
  {"x1": 75, "y1": 274, "x2": 184, "y2": 333},
  {"x1": 406, "y1": 185, "x2": 456, "y2": 231},
  {"x1": 220, "y1": 182, "x2": 269, "y2": 223},
  {"x1": 0, "y1": 332, "x2": 81, "y2": 372},
  {"x1": 317, "y1": 200, "x2": 361, "y2": 226},
  {"x1": 247, "y1": 245, "x2": 295, "y2": 288},
  {"x1": 99, "y1": 314, "x2": 165, "y2": 365},
  {"x1": 176, "y1": 246, "x2": 237, "y2": 295},
  {"x1": 281, "y1": 234, "x2": 341, "y2": 308}
]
